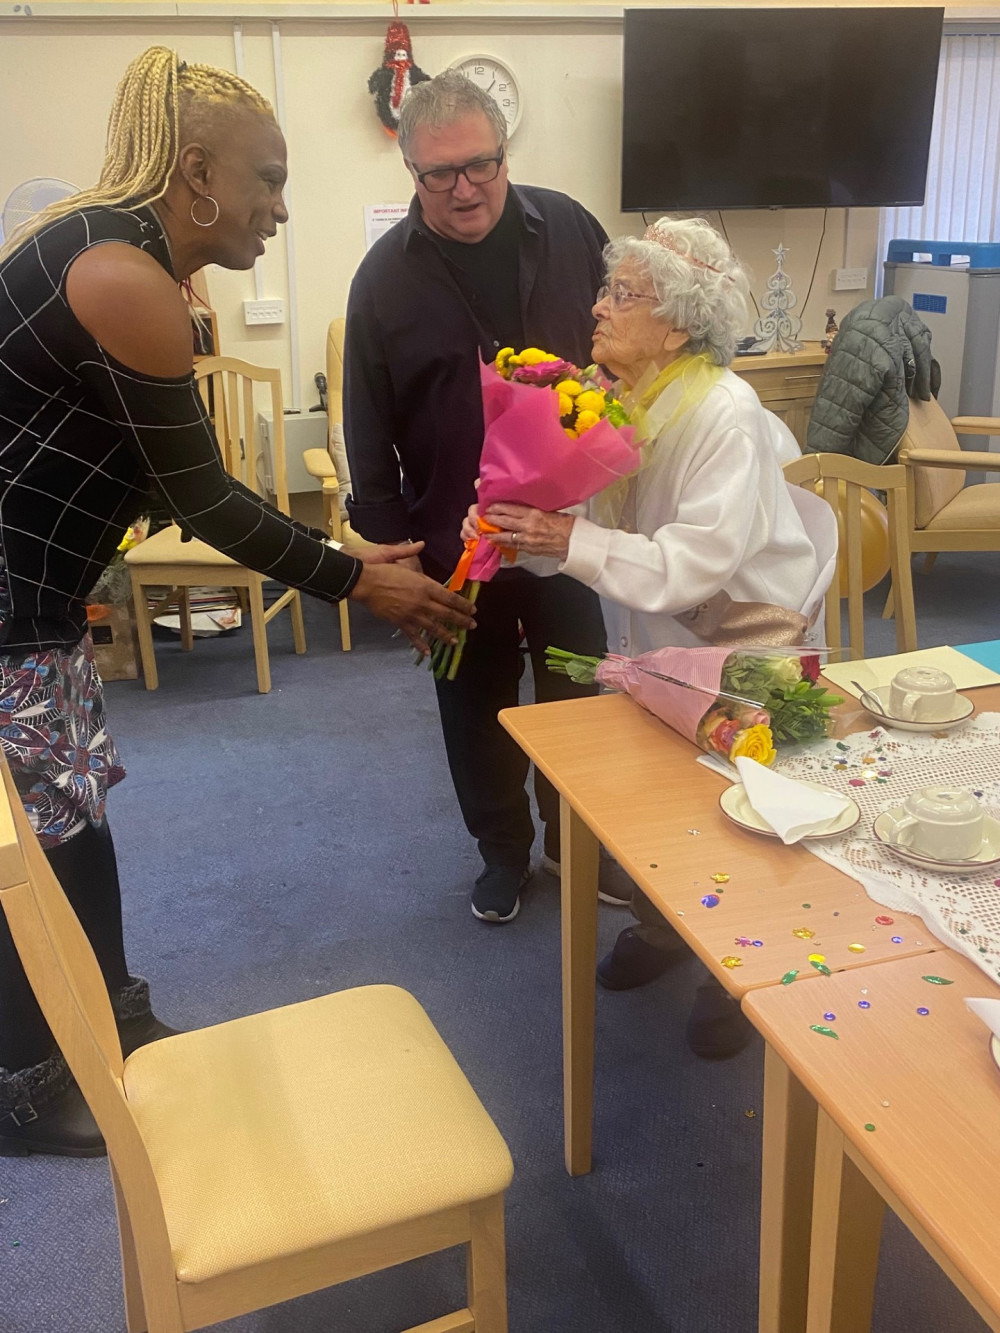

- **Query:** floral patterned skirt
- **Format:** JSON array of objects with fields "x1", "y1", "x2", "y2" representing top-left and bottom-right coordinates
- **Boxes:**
[{"x1": 0, "y1": 636, "x2": 126, "y2": 848}]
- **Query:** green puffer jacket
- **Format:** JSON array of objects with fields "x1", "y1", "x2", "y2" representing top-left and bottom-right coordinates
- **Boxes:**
[{"x1": 806, "y1": 297, "x2": 934, "y2": 464}]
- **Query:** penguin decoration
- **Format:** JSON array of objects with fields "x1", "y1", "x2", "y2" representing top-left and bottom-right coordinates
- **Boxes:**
[{"x1": 368, "y1": 20, "x2": 431, "y2": 138}]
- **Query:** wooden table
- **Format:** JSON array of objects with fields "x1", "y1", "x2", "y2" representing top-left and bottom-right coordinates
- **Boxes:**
[
  {"x1": 731, "y1": 344, "x2": 827, "y2": 448},
  {"x1": 500, "y1": 692, "x2": 934, "y2": 1177},
  {"x1": 744, "y1": 952, "x2": 1000, "y2": 1333}
]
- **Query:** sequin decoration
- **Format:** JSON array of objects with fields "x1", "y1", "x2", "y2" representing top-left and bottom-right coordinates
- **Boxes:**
[
  {"x1": 891, "y1": 936, "x2": 903, "y2": 944},
  {"x1": 875, "y1": 915, "x2": 894, "y2": 926},
  {"x1": 810, "y1": 1024, "x2": 839, "y2": 1039},
  {"x1": 823, "y1": 1012, "x2": 837, "y2": 1022},
  {"x1": 858, "y1": 1000, "x2": 871, "y2": 1009},
  {"x1": 780, "y1": 970, "x2": 799, "y2": 985},
  {"x1": 752, "y1": 939, "x2": 764, "y2": 948},
  {"x1": 711, "y1": 873, "x2": 730, "y2": 884},
  {"x1": 808, "y1": 952, "x2": 826, "y2": 963},
  {"x1": 802, "y1": 902, "x2": 812, "y2": 909},
  {"x1": 847, "y1": 943, "x2": 865, "y2": 954},
  {"x1": 720, "y1": 955, "x2": 743, "y2": 969},
  {"x1": 922, "y1": 975, "x2": 954, "y2": 986},
  {"x1": 735, "y1": 936, "x2": 753, "y2": 948},
  {"x1": 916, "y1": 1006, "x2": 930, "y2": 1016},
  {"x1": 811, "y1": 961, "x2": 832, "y2": 975},
  {"x1": 687, "y1": 829, "x2": 699, "y2": 836},
  {"x1": 744, "y1": 1109, "x2": 756, "y2": 1119},
  {"x1": 792, "y1": 927, "x2": 815, "y2": 940},
  {"x1": 864, "y1": 1123, "x2": 876, "y2": 1132},
  {"x1": 701, "y1": 894, "x2": 720, "y2": 908}
]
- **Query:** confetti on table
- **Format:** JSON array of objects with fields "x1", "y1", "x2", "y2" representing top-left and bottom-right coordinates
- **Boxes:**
[
  {"x1": 687, "y1": 829, "x2": 700, "y2": 836},
  {"x1": 802, "y1": 902, "x2": 812, "y2": 909},
  {"x1": 848, "y1": 943, "x2": 865, "y2": 954},
  {"x1": 792, "y1": 927, "x2": 815, "y2": 940},
  {"x1": 881, "y1": 1100, "x2": 890, "y2": 1107},
  {"x1": 922, "y1": 975, "x2": 954, "y2": 986},
  {"x1": 780, "y1": 970, "x2": 799, "y2": 985},
  {"x1": 711, "y1": 873, "x2": 730, "y2": 884},
  {"x1": 875, "y1": 915, "x2": 894, "y2": 926},
  {"x1": 735, "y1": 935, "x2": 753, "y2": 948},
  {"x1": 809, "y1": 952, "x2": 826, "y2": 964},
  {"x1": 916, "y1": 1006, "x2": 930, "y2": 1016},
  {"x1": 811, "y1": 961, "x2": 832, "y2": 976},
  {"x1": 833, "y1": 911, "x2": 841, "y2": 917},
  {"x1": 864, "y1": 1123, "x2": 876, "y2": 1132},
  {"x1": 701, "y1": 894, "x2": 720, "y2": 908},
  {"x1": 823, "y1": 1011, "x2": 837, "y2": 1022},
  {"x1": 720, "y1": 955, "x2": 743, "y2": 969},
  {"x1": 858, "y1": 1000, "x2": 871, "y2": 1009},
  {"x1": 810, "y1": 1024, "x2": 839, "y2": 1039},
  {"x1": 752, "y1": 939, "x2": 764, "y2": 948},
  {"x1": 891, "y1": 936, "x2": 903, "y2": 944},
  {"x1": 744, "y1": 1109, "x2": 756, "y2": 1119},
  {"x1": 849, "y1": 778, "x2": 866, "y2": 787}
]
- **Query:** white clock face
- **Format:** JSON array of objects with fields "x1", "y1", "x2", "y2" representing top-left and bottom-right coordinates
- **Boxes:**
[{"x1": 452, "y1": 56, "x2": 522, "y2": 136}]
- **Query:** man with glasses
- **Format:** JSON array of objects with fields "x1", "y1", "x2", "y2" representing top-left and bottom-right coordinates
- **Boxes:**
[{"x1": 345, "y1": 71, "x2": 631, "y2": 924}]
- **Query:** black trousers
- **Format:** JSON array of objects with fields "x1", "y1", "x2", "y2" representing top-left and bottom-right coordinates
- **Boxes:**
[
  {"x1": 433, "y1": 569, "x2": 607, "y2": 868},
  {"x1": 0, "y1": 820, "x2": 129, "y2": 1071}
]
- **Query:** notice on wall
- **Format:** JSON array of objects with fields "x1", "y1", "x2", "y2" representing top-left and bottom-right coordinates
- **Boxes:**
[{"x1": 364, "y1": 203, "x2": 409, "y2": 251}]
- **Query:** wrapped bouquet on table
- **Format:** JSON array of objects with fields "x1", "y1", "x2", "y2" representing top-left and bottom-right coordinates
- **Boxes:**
[
  {"x1": 546, "y1": 643, "x2": 842, "y2": 766},
  {"x1": 417, "y1": 347, "x2": 642, "y2": 679}
]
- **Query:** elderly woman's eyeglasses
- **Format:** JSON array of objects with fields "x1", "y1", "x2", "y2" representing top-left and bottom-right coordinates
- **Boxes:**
[
  {"x1": 596, "y1": 283, "x2": 658, "y2": 312},
  {"x1": 413, "y1": 149, "x2": 505, "y2": 193}
]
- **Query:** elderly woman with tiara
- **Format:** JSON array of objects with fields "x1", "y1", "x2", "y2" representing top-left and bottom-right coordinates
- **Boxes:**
[{"x1": 467, "y1": 216, "x2": 836, "y2": 1053}]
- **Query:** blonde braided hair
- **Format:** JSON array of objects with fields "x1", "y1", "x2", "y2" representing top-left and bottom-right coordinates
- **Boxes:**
[{"x1": 0, "y1": 46, "x2": 273, "y2": 260}]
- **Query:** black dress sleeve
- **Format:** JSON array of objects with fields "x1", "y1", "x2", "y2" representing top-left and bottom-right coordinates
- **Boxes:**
[{"x1": 77, "y1": 352, "x2": 363, "y2": 604}]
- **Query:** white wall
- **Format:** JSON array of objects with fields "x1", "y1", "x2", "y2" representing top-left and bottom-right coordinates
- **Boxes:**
[{"x1": 0, "y1": 13, "x2": 888, "y2": 409}]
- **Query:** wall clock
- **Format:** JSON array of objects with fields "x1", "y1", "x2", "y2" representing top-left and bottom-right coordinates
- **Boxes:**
[{"x1": 450, "y1": 55, "x2": 523, "y2": 136}]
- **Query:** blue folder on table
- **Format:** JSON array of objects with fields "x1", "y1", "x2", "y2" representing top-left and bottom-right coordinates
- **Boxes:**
[{"x1": 955, "y1": 641, "x2": 1000, "y2": 673}]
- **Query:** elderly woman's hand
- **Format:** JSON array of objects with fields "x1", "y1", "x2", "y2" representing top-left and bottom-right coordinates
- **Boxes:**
[
  {"x1": 461, "y1": 503, "x2": 481, "y2": 544},
  {"x1": 482, "y1": 502, "x2": 575, "y2": 561}
]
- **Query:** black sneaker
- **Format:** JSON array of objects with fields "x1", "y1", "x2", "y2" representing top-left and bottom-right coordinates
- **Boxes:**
[
  {"x1": 541, "y1": 846, "x2": 633, "y2": 906},
  {"x1": 597, "y1": 925, "x2": 686, "y2": 990},
  {"x1": 686, "y1": 982, "x2": 753, "y2": 1059},
  {"x1": 471, "y1": 865, "x2": 531, "y2": 923}
]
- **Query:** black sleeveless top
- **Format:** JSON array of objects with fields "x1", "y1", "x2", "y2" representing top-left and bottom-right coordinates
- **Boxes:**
[{"x1": 0, "y1": 204, "x2": 361, "y2": 654}]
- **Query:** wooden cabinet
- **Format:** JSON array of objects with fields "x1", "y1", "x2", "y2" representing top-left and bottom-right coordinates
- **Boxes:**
[{"x1": 731, "y1": 345, "x2": 827, "y2": 448}]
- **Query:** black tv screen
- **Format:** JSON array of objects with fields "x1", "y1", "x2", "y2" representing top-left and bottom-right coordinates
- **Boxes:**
[{"x1": 621, "y1": 7, "x2": 943, "y2": 211}]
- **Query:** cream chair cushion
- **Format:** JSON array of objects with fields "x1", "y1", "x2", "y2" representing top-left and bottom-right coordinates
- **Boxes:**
[
  {"x1": 123, "y1": 985, "x2": 514, "y2": 1286},
  {"x1": 902, "y1": 398, "x2": 966, "y2": 528},
  {"x1": 922, "y1": 483, "x2": 1000, "y2": 531},
  {"x1": 124, "y1": 524, "x2": 239, "y2": 568}
]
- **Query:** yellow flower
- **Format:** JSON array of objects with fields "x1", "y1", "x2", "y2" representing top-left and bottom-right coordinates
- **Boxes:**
[
  {"x1": 555, "y1": 379, "x2": 583, "y2": 397},
  {"x1": 575, "y1": 389, "x2": 607, "y2": 415},
  {"x1": 495, "y1": 347, "x2": 516, "y2": 378},
  {"x1": 729, "y1": 724, "x2": 777, "y2": 767},
  {"x1": 519, "y1": 347, "x2": 559, "y2": 366},
  {"x1": 558, "y1": 392, "x2": 574, "y2": 419},
  {"x1": 563, "y1": 426, "x2": 578, "y2": 439},
  {"x1": 575, "y1": 409, "x2": 601, "y2": 434}
]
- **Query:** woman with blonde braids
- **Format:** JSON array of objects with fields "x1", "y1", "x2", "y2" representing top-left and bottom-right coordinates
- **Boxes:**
[{"x1": 0, "y1": 46, "x2": 473, "y2": 1158}]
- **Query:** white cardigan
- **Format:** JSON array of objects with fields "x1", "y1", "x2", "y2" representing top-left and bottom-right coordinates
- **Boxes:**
[{"x1": 551, "y1": 369, "x2": 825, "y2": 654}]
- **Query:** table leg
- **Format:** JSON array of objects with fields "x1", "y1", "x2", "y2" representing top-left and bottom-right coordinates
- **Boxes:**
[
  {"x1": 759, "y1": 1044, "x2": 818, "y2": 1333},
  {"x1": 560, "y1": 795, "x2": 599, "y2": 1177},
  {"x1": 806, "y1": 1110, "x2": 884, "y2": 1333}
]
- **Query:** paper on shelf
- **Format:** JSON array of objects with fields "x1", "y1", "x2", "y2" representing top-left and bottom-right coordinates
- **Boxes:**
[{"x1": 824, "y1": 645, "x2": 1000, "y2": 699}]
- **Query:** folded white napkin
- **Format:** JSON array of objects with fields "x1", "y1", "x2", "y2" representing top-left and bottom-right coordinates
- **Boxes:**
[
  {"x1": 734, "y1": 757, "x2": 853, "y2": 844},
  {"x1": 966, "y1": 997, "x2": 1000, "y2": 1044}
]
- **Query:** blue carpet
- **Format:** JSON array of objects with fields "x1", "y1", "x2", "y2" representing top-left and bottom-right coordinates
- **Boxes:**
[{"x1": 2, "y1": 550, "x2": 998, "y2": 1331}]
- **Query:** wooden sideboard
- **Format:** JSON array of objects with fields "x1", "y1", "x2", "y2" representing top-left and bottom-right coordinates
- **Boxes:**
[{"x1": 731, "y1": 344, "x2": 828, "y2": 447}]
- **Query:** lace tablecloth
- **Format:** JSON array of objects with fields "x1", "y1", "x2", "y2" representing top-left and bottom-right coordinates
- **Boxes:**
[{"x1": 769, "y1": 713, "x2": 1000, "y2": 983}]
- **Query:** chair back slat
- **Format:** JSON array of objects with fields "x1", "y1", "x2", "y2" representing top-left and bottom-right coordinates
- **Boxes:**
[
  {"x1": 194, "y1": 357, "x2": 289, "y2": 514},
  {"x1": 784, "y1": 453, "x2": 918, "y2": 661}
]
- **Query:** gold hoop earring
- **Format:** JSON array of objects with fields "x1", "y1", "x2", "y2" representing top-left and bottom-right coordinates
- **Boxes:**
[{"x1": 190, "y1": 195, "x2": 220, "y2": 228}]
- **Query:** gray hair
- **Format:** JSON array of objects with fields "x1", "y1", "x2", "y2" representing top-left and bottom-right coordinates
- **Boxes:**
[
  {"x1": 604, "y1": 217, "x2": 751, "y2": 366},
  {"x1": 397, "y1": 70, "x2": 508, "y2": 161}
]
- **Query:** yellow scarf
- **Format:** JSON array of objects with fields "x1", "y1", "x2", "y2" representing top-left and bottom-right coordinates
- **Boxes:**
[{"x1": 593, "y1": 350, "x2": 723, "y2": 528}]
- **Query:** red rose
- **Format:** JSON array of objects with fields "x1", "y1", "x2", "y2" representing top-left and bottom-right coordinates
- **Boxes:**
[{"x1": 800, "y1": 654, "x2": 821, "y2": 683}]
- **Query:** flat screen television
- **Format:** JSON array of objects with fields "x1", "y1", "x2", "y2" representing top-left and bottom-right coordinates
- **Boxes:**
[{"x1": 621, "y1": 7, "x2": 943, "y2": 212}]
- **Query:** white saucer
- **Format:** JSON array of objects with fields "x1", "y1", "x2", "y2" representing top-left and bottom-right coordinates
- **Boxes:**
[
  {"x1": 991, "y1": 1034, "x2": 1000, "y2": 1078},
  {"x1": 719, "y1": 781, "x2": 860, "y2": 840},
  {"x1": 862, "y1": 686, "x2": 975, "y2": 733},
  {"x1": 872, "y1": 807, "x2": 1000, "y2": 874}
]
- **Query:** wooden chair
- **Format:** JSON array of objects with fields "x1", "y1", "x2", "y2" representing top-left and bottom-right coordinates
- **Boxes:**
[
  {"x1": 0, "y1": 759, "x2": 513, "y2": 1333},
  {"x1": 302, "y1": 317, "x2": 354, "y2": 651},
  {"x1": 881, "y1": 395, "x2": 1000, "y2": 618},
  {"x1": 125, "y1": 357, "x2": 306, "y2": 693},
  {"x1": 784, "y1": 453, "x2": 917, "y2": 660}
]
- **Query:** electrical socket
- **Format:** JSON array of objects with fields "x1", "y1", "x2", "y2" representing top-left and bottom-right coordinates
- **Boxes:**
[
  {"x1": 243, "y1": 299, "x2": 286, "y2": 326},
  {"x1": 834, "y1": 267, "x2": 868, "y2": 291}
]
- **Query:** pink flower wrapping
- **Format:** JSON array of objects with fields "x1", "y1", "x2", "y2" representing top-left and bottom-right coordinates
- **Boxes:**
[
  {"x1": 469, "y1": 359, "x2": 640, "y2": 581},
  {"x1": 595, "y1": 646, "x2": 741, "y2": 745}
]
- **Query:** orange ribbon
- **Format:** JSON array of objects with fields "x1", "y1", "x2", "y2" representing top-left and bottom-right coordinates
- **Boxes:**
[{"x1": 447, "y1": 518, "x2": 517, "y2": 592}]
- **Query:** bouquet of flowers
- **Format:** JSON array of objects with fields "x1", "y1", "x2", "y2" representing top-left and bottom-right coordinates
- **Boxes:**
[
  {"x1": 419, "y1": 347, "x2": 641, "y2": 681},
  {"x1": 546, "y1": 645, "x2": 841, "y2": 766}
]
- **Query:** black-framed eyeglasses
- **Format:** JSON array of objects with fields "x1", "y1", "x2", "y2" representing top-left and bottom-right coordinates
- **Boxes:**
[{"x1": 412, "y1": 148, "x2": 505, "y2": 193}]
